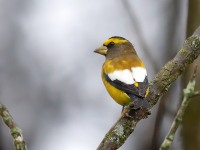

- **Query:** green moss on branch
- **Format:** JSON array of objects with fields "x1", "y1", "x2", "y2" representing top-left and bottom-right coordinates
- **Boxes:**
[{"x1": 0, "y1": 103, "x2": 27, "y2": 150}]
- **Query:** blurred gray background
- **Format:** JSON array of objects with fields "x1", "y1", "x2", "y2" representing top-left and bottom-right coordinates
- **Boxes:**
[{"x1": 0, "y1": 0, "x2": 200, "y2": 150}]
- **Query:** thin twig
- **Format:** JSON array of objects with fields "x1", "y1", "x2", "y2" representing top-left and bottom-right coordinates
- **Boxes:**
[
  {"x1": 97, "y1": 26, "x2": 200, "y2": 150},
  {"x1": 0, "y1": 103, "x2": 27, "y2": 150},
  {"x1": 160, "y1": 66, "x2": 199, "y2": 150}
]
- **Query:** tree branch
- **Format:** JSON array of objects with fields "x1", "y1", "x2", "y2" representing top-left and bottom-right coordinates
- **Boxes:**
[
  {"x1": 160, "y1": 66, "x2": 199, "y2": 150},
  {"x1": 97, "y1": 26, "x2": 200, "y2": 150},
  {"x1": 0, "y1": 103, "x2": 27, "y2": 150}
]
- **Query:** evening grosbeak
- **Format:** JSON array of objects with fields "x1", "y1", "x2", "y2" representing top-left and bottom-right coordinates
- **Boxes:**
[{"x1": 94, "y1": 36, "x2": 150, "y2": 110}]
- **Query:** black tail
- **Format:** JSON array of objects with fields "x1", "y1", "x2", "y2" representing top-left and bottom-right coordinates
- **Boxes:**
[{"x1": 127, "y1": 94, "x2": 150, "y2": 110}]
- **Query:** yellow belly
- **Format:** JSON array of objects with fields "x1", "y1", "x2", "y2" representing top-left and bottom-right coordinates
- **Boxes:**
[{"x1": 102, "y1": 71, "x2": 130, "y2": 106}]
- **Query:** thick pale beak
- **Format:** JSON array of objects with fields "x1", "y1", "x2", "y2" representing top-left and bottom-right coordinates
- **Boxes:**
[{"x1": 94, "y1": 46, "x2": 108, "y2": 55}]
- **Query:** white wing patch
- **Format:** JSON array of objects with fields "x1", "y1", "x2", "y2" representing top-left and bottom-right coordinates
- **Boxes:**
[
  {"x1": 131, "y1": 67, "x2": 147, "y2": 82},
  {"x1": 108, "y1": 69, "x2": 134, "y2": 84},
  {"x1": 107, "y1": 67, "x2": 147, "y2": 85}
]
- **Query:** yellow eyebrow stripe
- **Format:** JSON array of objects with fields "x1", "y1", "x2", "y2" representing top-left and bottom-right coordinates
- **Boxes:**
[{"x1": 103, "y1": 38, "x2": 128, "y2": 46}]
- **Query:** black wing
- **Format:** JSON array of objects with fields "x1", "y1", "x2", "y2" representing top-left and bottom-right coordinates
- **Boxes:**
[{"x1": 104, "y1": 72, "x2": 149, "y2": 98}]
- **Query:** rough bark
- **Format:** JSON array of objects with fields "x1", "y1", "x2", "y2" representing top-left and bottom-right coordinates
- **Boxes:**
[{"x1": 0, "y1": 103, "x2": 27, "y2": 150}]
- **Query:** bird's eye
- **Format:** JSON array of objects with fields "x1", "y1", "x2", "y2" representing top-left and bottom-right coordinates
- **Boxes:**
[{"x1": 107, "y1": 42, "x2": 115, "y2": 48}]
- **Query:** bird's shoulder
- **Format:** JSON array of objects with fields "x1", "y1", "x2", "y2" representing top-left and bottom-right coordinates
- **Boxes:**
[{"x1": 103, "y1": 54, "x2": 145, "y2": 74}]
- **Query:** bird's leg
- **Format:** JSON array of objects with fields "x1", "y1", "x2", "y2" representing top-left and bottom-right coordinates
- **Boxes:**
[
  {"x1": 122, "y1": 106, "x2": 133, "y2": 118},
  {"x1": 121, "y1": 105, "x2": 137, "y2": 119},
  {"x1": 122, "y1": 101, "x2": 151, "y2": 119}
]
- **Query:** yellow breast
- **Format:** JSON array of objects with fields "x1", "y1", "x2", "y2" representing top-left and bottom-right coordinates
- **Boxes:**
[{"x1": 101, "y1": 69, "x2": 130, "y2": 106}]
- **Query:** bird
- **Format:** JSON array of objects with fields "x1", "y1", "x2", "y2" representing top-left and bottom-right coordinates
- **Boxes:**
[{"x1": 94, "y1": 36, "x2": 150, "y2": 110}]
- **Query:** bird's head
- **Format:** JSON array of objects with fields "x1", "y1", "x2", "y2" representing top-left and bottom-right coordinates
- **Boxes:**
[{"x1": 94, "y1": 36, "x2": 136, "y2": 59}]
